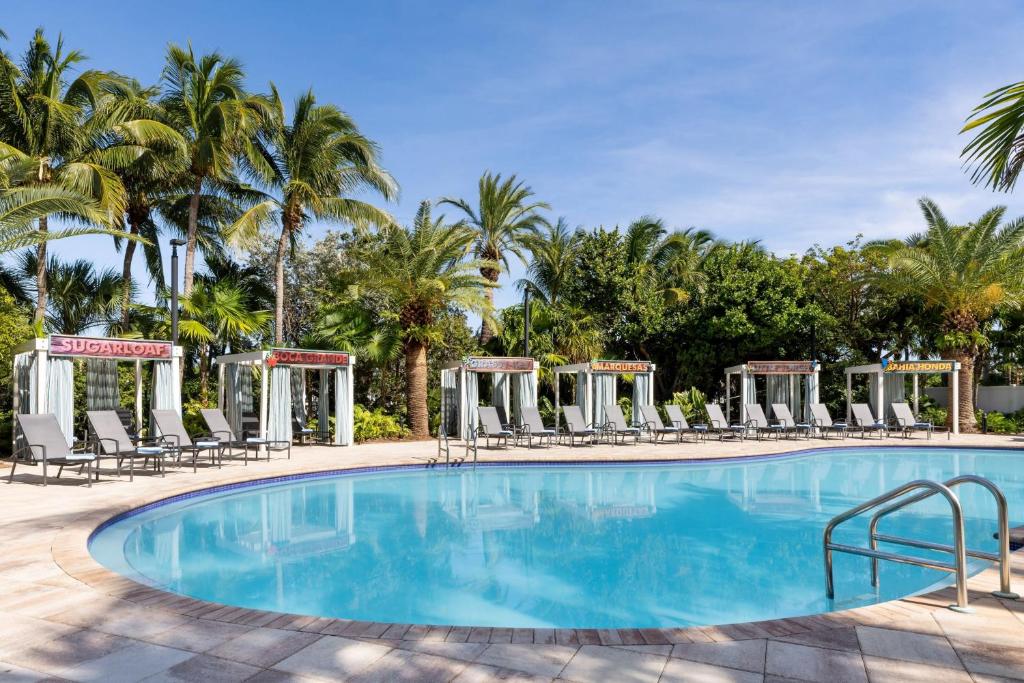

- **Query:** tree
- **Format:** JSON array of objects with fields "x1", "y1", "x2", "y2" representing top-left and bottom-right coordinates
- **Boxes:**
[
  {"x1": 872, "y1": 198, "x2": 1024, "y2": 432},
  {"x1": 334, "y1": 201, "x2": 493, "y2": 437},
  {"x1": 441, "y1": 172, "x2": 549, "y2": 344},
  {"x1": 0, "y1": 29, "x2": 130, "y2": 323},
  {"x1": 961, "y1": 80, "x2": 1024, "y2": 191},
  {"x1": 621, "y1": 216, "x2": 713, "y2": 306},
  {"x1": 228, "y1": 87, "x2": 396, "y2": 343},
  {"x1": 0, "y1": 186, "x2": 122, "y2": 254},
  {"x1": 160, "y1": 43, "x2": 269, "y2": 296},
  {"x1": 9, "y1": 251, "x2": 123, "y2": 334},
  {"x1": 518, "y1": 217, "x2": 580, "y2": 306}
]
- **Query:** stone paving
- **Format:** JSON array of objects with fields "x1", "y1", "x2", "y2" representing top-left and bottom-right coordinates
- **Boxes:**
[{"x1": 0, "y1": 433, "x2": 1023, "y2": 681}]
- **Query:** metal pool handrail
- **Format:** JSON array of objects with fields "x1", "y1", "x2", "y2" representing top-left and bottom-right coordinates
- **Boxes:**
[
  {"x1": 824, "y1": 479, "x2": 969, "y2": 610},
  {"x1": 868, "y1": 475, "x2": 1018, "y2": 600}
]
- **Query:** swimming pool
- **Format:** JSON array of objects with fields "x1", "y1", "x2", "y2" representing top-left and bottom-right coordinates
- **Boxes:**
[{"x1": 89, "y1": 447, "x2": 1023, "y2": 629}]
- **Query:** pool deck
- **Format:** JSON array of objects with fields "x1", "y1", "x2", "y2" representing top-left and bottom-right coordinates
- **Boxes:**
[{"x1": 1, "y1": 433, "x2": 1023, "y2": 682}]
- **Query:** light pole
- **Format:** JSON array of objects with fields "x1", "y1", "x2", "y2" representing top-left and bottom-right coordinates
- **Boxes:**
[
  {"x1": 169, "y1": 239, "x2": 186, "y2": 344},
  {"x1": 523, "y1": 287, "x2": 530, "y2": 357}
]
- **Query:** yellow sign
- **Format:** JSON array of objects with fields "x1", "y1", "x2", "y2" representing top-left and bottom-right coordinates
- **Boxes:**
[
  {"x1": 882, "y1": 360, "x2": 955, "y2": 374},
  {"x1": 592, "y1": 360, "x2": 651, "y2": 373}
]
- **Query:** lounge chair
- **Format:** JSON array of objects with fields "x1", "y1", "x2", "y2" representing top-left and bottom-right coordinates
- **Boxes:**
[
  {"x1": 664, "y1": 404, "x2": 708, "y2": 442},
  {"x1": 292, "y1": 417, "x2": 318, "y2": 445},
  {"x1": 87, "y1": 410, "x2": 170, "y2": 481},
  {"x1": 520, "y1": 407, "x2": 556, "y2": 448},
  {"x1": 809, "y1": 404, "x2": 847, "y2": 439},
  {"x1": 477, "y1": 406, "x2": 514, "y2": 448},
  {"x1": 704, "y1": 403, "x2": 745, "y2": 440},
  {"x1": 851, "y1": 403, "x2": 888, "y2": 439},
  {"x1": 745, "y1": 404, "x2": 787, "y2": 440},
  {"x1": 152, "y1": 410, "x2": 223, "y2": 472},
  {"x1": 638, "y1": 404, "x2": 680, "y2": 443},
  {"x1": 891, "y1": 402, "x2": 935, "y2": 439},
  {"x1": 200, "y1": 409, "x2": 291, "y2": 463},
  {"x1": 771, "y1": 403, "x2": 812, "y2": 439},
  {"x1": 561, "y1": 405, "x2": 598, "y2": 447},
  {"x1": 10, "y1": 413, "x2": 97, "y2": 486},
  {"x1": 495, "y1": 405, "x2": 515, "y2": 431},
  {"x1": 602, "y1": 404, "x2": 641, "y2": 445}
]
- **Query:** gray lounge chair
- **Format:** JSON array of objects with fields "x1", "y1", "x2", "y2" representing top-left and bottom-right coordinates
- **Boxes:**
[
  {"x1": 638, "y1": 404, "x2": 679, "y2": 443},
  {"x1": 809, "y1": 404, "x2": 847, "y2": 439},
  {"x1": 561, "y1": 405, "x2": 597, "y2": 447},
  {"x1": 704, "y1": 403, "x2": 745, "y2": 440},
  {"x1": 602, "y1": 404, "x2": 640, "y2": 445},
  {"x1": 771, "y1": 403, "x2": 812, "y2": 439},
  {"x1": 10, "y1": 413, "x2": 97, "y2": 486},
  {"x1": 520, "y1": 407, "x2": 556, "y2": 448},
  {"x1": 87, "y1": 410, "x2": 169, "y2": 481},
  {"x1": 200, "y1": 408, "x2": 291, "y2": 463},
  {"x1": 745, "y1": 404, "x2": 786, "y2": 440},
  {"x1": 664, "y1": 404, "x2": 708, "y2": 442},
  {"x1": 477, "y1": 406, "x2": 514, "y2": 448},
  {"x1": 891, "y1": 402, "x2": 934, "y2": 439},
  {"x1": 851, "y1": 403, "x2": 888, "y2": 439},
  {"x1": 152, "y1": 410, "x2": 223, "y2": 472}
]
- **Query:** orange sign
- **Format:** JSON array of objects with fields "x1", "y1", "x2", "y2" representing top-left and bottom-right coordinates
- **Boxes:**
[
  {"x1": 592, "y1": 360, "x2": 651, "y2": 373},
  {"x1": 747, "y1": 361, "x2": 817, "y2": 375},
  {"x1": 465, "y1": 357, "x2": 535, "y2": 373},
  {"x1": 269, "y1": 349, "x2": 350, "y2": 366},
  {"x1": 882, "y1": 360, "x2": 955, "y2": 374},
  {"x1": 49, "y1": 335, "x2": 172, "y2": 359}
]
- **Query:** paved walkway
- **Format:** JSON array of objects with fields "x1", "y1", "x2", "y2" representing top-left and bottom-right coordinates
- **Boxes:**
[{"x1": 1, "y1": 434, "x2": 1022, "y2": 682}]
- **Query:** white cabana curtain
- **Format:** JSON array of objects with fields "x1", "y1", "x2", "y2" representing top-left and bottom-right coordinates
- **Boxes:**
[
  {"x1": 492, "y1": 372, "x2": 510, "y2": 422},
  {"x1": 86, "y1": 359, "x2": 119, "y2": 410},
  {"x1": 883, "y1": 374, "x2": 906, "y2": 420},
  {"x1": 593, "y1": 374, "x2": 616, "y2": 426},
  {"x1": 512, "y1": 371, "x2": 536, "y2": 424},
  {"x1": 224, "y1": 364, "x2": 243, "y2": 436},
  {"x1": 633, "y1": 373, "x2": 651, "y2": 425},
  {"x1": 767, "y1": 375, "x2": 789, "y2": 417},
  {"x1": 463, "y1": 371, "x2": 479, "y2": 441},
  {"x1": 13, "y1": 353, "x2": 34, "y2": 454},
  {"x1": 290, "y1": 368, "x2": 306, "y2": 426},
  {"x1": 150, "y1": 360, "x2": 181, "y2": 436},
  {"x1": 268, "y1": 366, "x2": 292, "y2": 443},
  {"x1": 576, "y1": 371, "x2": 590, "y2": 424},
  {"x1": 318, "y1": 369, "x2": 330, "y2": 437},
  {"x1": 240, "y1": 368, "x2": 254, "y2": 415},
  {"x1": 804, "y1": 373, "x2": 818, "y2": 422},
  {"x1": 335, "y1": 367, "x2": 352, "y2": 445},
  {"x1": 47, "y1": 357, "x2": 74, "y2": 446},
  {"x1": 743, "y1": 373, "x2": 757, "y2": 406},
  {"x1": 440, "y1": 369, "x2": 459, "y2": 436}
]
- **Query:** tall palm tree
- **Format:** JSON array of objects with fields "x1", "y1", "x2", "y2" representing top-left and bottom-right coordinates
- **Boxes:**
[
  {"x1": 518, "y1": 217, "x2": 580, "y2": 306},
  {"x1": 0, "y1": 186, "x2": 117, "y2": 254},
  {"x1": 0, "y1": 29, "x2": 129, "y2": 323},
  {"x1": 622, "y1": 216, "x2": 714, "y2": 305},
  {"x1": 441, "y1": 172, "x2": 549, "y2": 344},
  {"x1": 873, "y1": 198, "x2": 1024, "y2": 432},
  {"x1": 961, "y1": 80, "x2": 1024, "y2": 191},
  {"x1": 340, "y1": 201, "x2": 493, "y2": 436},
  {"x1": 159, "y1": 43, "x2": 270, "y2": 296},
  {"x1": 227, "y1": 87, "x2": 397, "y2": 343},
  {"x1": 9, "y1": 251, "x2": 123, "y2": 334}
]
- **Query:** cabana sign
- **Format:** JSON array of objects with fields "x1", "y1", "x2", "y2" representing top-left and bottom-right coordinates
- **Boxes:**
[
  {"x1": 882, "y1": 359, "x2": 955, "y2": 374},
  {"x1": 465, "y1": 356, "x2": 534, "y2": 373},
  {"x1": 592, "y1": 360, "x2": 651, "y2": 373},
  {"x1": 747, "y1": 360, "x2": 816, "y2": 375},
  {"x1": 268, "y1": 349, "x2": 350, "y2": 367},
  {"x1": 48, "y1": 335, "x2": 172, "y2": 360}
]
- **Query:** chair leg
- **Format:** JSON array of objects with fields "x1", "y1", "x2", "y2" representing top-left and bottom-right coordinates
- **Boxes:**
[
  {"x1": 42, "y1": 460, "x2": 47, "y2": 487},
  {"x1": 8, "y1": 458, "x2": 15, "y2": 483}
]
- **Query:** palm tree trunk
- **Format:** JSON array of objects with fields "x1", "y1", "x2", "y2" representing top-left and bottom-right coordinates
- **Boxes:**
[
  {"x1": 405, "y1": 339, "x2": 429, "y2": 438},
  {"x1": 949, "y1": 351, "x2": 978, "y2": 433},
  {"x1": 479, "y1": 266, "x2": 499, "y2": 345},
  {"x1": 183, "y1": 175, "x2": 203, "y2": 296},
  {"x1": 33, "y1": 215, "x2": 47, "y2": 326},
  {"x1": 199, "y1": 343, "x2": 210, "y2": 404},
  {"x1": 120, "y1": 219, "x2": 140, "y2": 327},
  {"x1": 274, "y1": 221, "x2": 290, "y2": 344}
]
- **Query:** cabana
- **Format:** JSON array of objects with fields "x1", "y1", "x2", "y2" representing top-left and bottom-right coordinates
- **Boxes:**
[
  {"x1": 215, "y1": 348, "x2": 355, "y2": 447},
  {"x1": 11, "y1": 335, "x2": 182, "y2": 448},
  {"x1": 439, "y1": 356, "x2": 539, "y2": 442},
  {"x1": 552, "y1": 360, "x2": 656, "y2": 431},
  {"x1": 724, "y1": 360, "x2": 820, "y2": 425},
  {"x1": 844, "y1": 359, "x2": 960, "y2": 434}
]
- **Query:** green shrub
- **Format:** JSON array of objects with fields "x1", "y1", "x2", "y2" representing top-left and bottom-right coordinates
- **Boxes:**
[
  {"x1": 353, "y1": 404, "x2": 408, "y2": 442},
  {"x1": 979, "y1": 410, "x2": 1020, "y2": 434},
  {"x1": 666, "y1": 387, "x2": 708, "y2": 422},
  {"x1": 919, "y1": 405, "x2": 947, "y2": 427},
  {"x1": 182, "y1": 399, "x2": 210, "y2": 436}
]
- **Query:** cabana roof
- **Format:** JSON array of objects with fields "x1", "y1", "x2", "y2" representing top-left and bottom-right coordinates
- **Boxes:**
[
  {"x1": 14, "y1": 334, "x2": 182, "y2": 361},
  {"x1": 553, "y1": 359, "x2": 655, "y2": 374},
  {"x1": 845, "y1": 359, "x2": 959, "y2": 375},
  {"x1": 843, "y1": 358, "x2": 961, "y2": 434},
  {"x1": 215, "y1": 347, "x2": 354, "y2": 368},
  {"x1": 442, "y1": 356, "x2": 538, "y2": 373},
  {"x1": 725, "y1": 360, "x2": 818, "y2": 375}
]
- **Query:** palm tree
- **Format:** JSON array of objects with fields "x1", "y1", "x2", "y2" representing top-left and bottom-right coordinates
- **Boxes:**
[
  {"x1": 622, "y1": 216, "x2": 714, "y2": 305},
  {"x1": 341, "y1": 201, "x2": 493, "y2": 436},
  {"x1": 227, "y1": 87, "x2": 397, "y2": 343},
  {"x1": 0, "y1": 186, "x2": 121, "y2": 254},
  {"x1": 518, "y1": 217, "x2": 580, "y2": 306},
  {"x1": 441, "y1": 172, "x2": 549, "y2": 344},
  {"x1": 159, "y1": 43, "x2": 270, "y2": 296},
  {"x1": 9, "y1": 251, "x2": 123, "y2": 334},
  {"x1": 873, "y1": 198, "x2": 1024, "y2": 432},
  {"x1": 0, "y1": 29, "x2": 130, "y2": 323},
  {"x1": 961, "y1": 80, "x2": 1024, "y2": 191}
]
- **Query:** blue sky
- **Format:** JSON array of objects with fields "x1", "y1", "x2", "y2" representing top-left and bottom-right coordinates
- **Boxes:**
[{"x1": 5, "y1": 1, "x2": 1024, "y2": 311}]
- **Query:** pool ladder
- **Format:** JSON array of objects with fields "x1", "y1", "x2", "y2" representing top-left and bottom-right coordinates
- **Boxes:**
[{"x1": 824, "y1": 475, "x2": 1019, "y2": 611}]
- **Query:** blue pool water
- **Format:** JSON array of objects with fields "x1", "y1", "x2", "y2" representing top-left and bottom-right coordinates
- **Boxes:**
[{"x1": 89, "y1": 447, "x2": 1024, "y2": 628}]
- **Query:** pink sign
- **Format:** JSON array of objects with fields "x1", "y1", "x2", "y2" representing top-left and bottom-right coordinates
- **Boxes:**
[
  {"x1": 49, "y1": 335, "x2": 172, "y2": 359},
  {"x1": 269, "y1": 349, "x2": 350, "y2": 367}
]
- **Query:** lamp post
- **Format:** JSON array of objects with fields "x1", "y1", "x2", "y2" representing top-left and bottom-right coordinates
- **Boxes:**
[
  {"x1": 523, "y1": 287, "x2": 530, "y2": 357},
  {"x1": 169, "y1": 239, "x2": 186, "y2": 345}
]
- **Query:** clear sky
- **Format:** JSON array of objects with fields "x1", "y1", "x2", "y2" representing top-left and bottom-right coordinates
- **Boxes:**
[{"x1": 5, "y1": 1, "x2": 1024, "y2": 312}]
